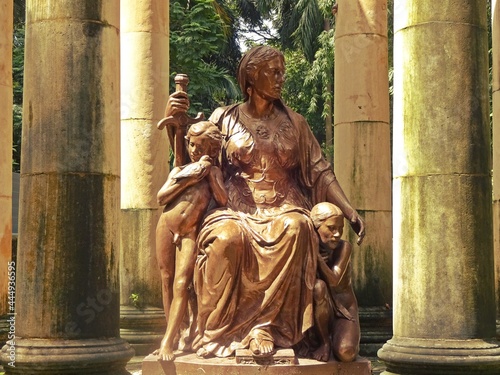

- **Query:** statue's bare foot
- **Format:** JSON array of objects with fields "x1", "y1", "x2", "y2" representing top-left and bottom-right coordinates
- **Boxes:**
[
  {"x1": 152, "y1": 345, "x2": 175, "y2": 361},
  {"x1": 196, "y1": 347, "x2": 209, "y2": 358},
  {"x1": 312, "y1": 343, "x2": 330, "y2": 362},
  {"x1": 249, "y1": 338, "x2": 274, "y2": 356}
]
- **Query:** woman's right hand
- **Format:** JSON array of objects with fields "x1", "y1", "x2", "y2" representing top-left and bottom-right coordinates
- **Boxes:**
[{"x1": 165, "y1": 91, "x2": 190, "y2": 118}]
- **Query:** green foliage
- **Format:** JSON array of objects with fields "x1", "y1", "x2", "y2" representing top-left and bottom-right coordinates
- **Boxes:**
[
  {"x1": 281, "y1": 25, "x2": 334, "y2": 148},
  {"x1": 12, "y1": 25, "x2": 24, "y2": 172},
  {"x1": 169, "y1": 0, "x2": 241, "y2": 115},
  {"x1": 281, "y1": 49, "x2": 323, "y2": 141},
  {"x1": 304, "y1": 28, "x2": 334, "y2": 121},
  {"x1": 290, "y1": 0, "x2": 324, "y2": 61},
  {"x1": 14, "y1": 0, "x2": 25, "y2": 26},
  {"x1": 129, "y1": 293, "x2": 143, "y2": 309},
  {"x1": 12, "y1": 104, "x2": 22, "y2": 172}
]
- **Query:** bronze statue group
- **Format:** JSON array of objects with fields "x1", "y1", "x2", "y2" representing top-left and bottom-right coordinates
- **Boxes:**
[{"x1": 153, "y1": 45, "x2": 365, "y2": 364}]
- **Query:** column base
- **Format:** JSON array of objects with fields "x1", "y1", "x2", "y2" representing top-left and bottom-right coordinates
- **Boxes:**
[
  {"x1": 0, "y1": 337, "x2": 134, "y2": 375},
  {"x1": 359, "y1": 306, "x2": 392, "y2": 356},
  {"x1": 0, "y1": 316, "x2": 9, "y2": 347},
  {"x1": 378, "y1": 337, "x2": 500, "y2": 374},
  {"x1": 120, "y1": 305, "x2": 165, "y2": 356}
]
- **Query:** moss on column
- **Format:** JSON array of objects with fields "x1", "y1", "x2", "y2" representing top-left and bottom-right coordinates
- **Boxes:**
[{"x1": 379, "y1": 1, "x2": 500, "y2": 373}]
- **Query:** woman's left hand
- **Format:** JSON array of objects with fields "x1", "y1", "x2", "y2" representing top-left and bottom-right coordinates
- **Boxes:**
[{"x1": 349, "y1": 212, "x2": 365, "y2": 246}]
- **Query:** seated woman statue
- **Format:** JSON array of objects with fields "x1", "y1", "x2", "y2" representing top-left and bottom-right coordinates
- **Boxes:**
[{"x1": 163, "y1": 45, "x2": 365, "y2": 359}]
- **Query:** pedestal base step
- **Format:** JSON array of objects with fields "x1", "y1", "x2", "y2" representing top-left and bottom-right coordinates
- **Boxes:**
[
  {"x1": 142, "y1": 352, "x2": 372, "y2": 375},
  {"x1": 235, "y1": 348, "x2": 298, "y2": 365}
]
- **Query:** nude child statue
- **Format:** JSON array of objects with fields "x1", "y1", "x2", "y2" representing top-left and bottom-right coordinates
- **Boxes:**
[
  {"x1": 154, "y1": 121, "x2": 227, "y2": 361},
  {"x1": 310, "y1": 202, "x2": 360, "y2": 362}
]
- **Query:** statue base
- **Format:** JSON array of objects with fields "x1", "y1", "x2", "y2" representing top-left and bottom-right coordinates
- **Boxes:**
[
  {"x1": 142, "y1": 352, "x2": 372, "y2": 375},
  {"x1": 235, "y1": 348, "x2": 298, "y2": 365}
]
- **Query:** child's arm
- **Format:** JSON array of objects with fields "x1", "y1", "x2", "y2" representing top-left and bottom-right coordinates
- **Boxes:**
[
  {"x1": 207, "y1": 166, "x2": 228, "y2": 207},
  {"x1": 157, "y1": 166, "x2": 205, "y2": 206},
  {"x1": 318, "y1": 241, "x2": 352, "y2": 288}
]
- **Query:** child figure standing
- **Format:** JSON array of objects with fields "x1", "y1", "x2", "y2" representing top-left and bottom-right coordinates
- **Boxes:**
[{"x1": 154, "y1": 121, "x2": 227, "y2": 361}]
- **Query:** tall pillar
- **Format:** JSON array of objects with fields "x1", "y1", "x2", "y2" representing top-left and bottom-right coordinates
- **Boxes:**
[
  {"x1": 378, "y1": 1, "x2": 500, "y2": 374},
  {"x1": 0, "y1": 1, "x2": 134, "y2": 373},
  {"x1": 0, "y1": 0, "x2": 13, "y2": 345},
  {"x1": 492, "y1": 0, "x2": 500, "y2": 333},
  {"x1": 120, "y1": 0, "x2": 170, "y2": 355},
  {"x1": 334, "y1": 0, "x2": 392, "y2": 355}
]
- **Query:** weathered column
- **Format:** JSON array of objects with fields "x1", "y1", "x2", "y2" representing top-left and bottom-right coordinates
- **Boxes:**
[
  {"x1": 0, "y1": 0, "x2": 13, "y2": 345},
  {"x1": 120, "y1": 0, "x2": 170, "y2": 355},
  {"x1": 378, "y1": 1, "x2": 500, "y2": 374},
  {"x1": 334, "y1": 0, "x2": 392, "y2": 355},
  {"x1": 0, "y1": 1, "x2": 134, "y2": 373},
  {"x1": 492, "y1": 0, "x2": 500, "y2": 332}
]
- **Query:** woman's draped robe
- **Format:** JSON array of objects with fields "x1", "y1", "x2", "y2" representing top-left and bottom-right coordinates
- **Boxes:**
[{"x1": 192, "y1": 103, "x2": 340, "y2": 357}]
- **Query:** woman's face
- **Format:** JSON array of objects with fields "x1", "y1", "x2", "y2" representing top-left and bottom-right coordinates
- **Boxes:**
[{"x1": 251, "y1": 56, "x2": 286, "y2": 101}]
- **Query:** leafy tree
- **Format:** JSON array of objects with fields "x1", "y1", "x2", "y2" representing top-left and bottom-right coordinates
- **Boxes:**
[
  {"x1": 210, "y1": 0, "x2": 244, "y2": 77},
  {"x1": 235, "y1": 0, "x2": 334, "y2": 61},
  {"x1": 281, "y1": 26, "x2": 335, "y2": 158},
  {"x1": 12, "y1": 24, "x2": 24, "y2": 172},
  {"x1": 169, "y1": 0, "x2": 241, "y2": 115},
  {"x1": 12, "y1": 0, "x2": 25, "y2": 171},
  {"x1": 281, "y1": 49, "x2": 323, "y2": 140}
]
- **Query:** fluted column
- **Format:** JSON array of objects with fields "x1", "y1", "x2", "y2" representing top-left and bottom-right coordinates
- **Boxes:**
[
  {"x1": 0, "y1": 1, "x2": 134, "y2": 373},
  {"x1": 378, "y1": 1, "x2": 500, "y2": 374},
  {"x1": 0, "y1": 0, "x2": 13, "y2": 345},
  {"x1": 120, "y1": 0, "x2": 170, "y2": 355},
  {"x1": 334, "y1": 0, "x2": 392, "y2": 355},
  {"x1": 492, "y1": 0, "x2": 500, "y2": 332}
]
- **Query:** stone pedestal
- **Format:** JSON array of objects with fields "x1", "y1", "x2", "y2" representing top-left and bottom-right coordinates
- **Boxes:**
[
  {"x1": 0, "y1": 1, "x2": 134, "y2": 373},
  {"x1": 120, "y1": 0, "x2": 170, "y2": 353},
  {"x1": 0, "y1": 0, "x2": 13, "y2": 346},
  {"x1": 378, "y1": 1, "x2": 500, "y2": 374},
  {"x1": 142, "y1": 353, "x2": 372, "y2": 375},
  {"x1": 334, "y1": 0, "x2": 392, "y2": 355}
]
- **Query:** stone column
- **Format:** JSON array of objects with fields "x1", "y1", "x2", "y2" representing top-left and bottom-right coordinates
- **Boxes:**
[
  {"x1": 0, "y1": 0, "x2": 13, "y2": 345},
  {"x1": 334, "y1": 0, "x2": 392, "y2": 355},
  {"x1": 120, "y1": 0, "x2": 170, "y2": 355},
  {"x1": 378, "y1": 1, "x2": 500, "y2": 374},
  {"x1": 0, "y1": 1, "x2": 134, "y2": 373},
  {"x1": 492, "y1": 0, "x2": 500, "y2": 332}
]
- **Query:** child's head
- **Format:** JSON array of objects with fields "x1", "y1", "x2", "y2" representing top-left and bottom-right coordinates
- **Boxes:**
[
  {"x1": 186, "y1": 121, "x2": 222, "y2": 161},
  {"x1": 310, "y1": 202, "x2": 344, "y2": 250}
]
